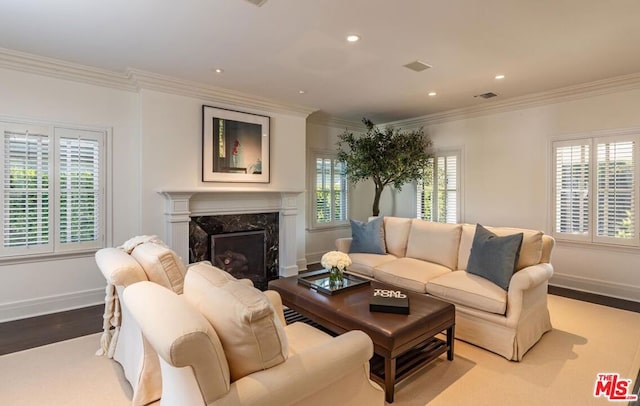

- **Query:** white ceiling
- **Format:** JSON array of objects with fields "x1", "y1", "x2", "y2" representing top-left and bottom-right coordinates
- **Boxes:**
[{"x1": 1, "y1": 0, "x2": 640, "y2": 123}]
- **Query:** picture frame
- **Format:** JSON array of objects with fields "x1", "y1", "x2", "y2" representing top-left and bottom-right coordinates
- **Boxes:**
[{"x1": 202, "y1": 105, "x2": 270, "y2": 183}]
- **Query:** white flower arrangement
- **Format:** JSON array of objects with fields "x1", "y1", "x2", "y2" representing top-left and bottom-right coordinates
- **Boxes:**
[{"x1": 321, "y1": 250, "x2": 352, "y2": 271}]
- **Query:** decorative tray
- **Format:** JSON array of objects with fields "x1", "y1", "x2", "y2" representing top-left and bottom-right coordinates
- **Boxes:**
[{"x1": 297, "y1": 269, "x2": 371, "y2": 295}]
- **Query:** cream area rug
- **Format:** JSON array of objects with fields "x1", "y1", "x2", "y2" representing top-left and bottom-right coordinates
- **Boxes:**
[{"x1": 0, "y1": 294, "x2": 638, "y2": 406}]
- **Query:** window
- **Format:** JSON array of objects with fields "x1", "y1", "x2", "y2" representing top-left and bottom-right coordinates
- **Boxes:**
[
  {"x1": 417, "y1": 150, "x2": 460, "y2": 223},
  {"x1": 1, "y1": 120, "x2": 106, "y2": 258},
  {"x1": 552, "y1": 132, "x2": 638, "y2": 247},
  {"x1": 310, "y1": 151, "x2": 348, "y2": 229}
]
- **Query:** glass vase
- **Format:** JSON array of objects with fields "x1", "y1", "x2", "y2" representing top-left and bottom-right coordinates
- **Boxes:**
[{"x1": 328, "y1": 266, "x2": 344, "y2": 288}]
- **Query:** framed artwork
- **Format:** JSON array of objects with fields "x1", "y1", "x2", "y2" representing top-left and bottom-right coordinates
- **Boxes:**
[{"x1": 202, "y1": 105, "x2": 270, "y2": 183}]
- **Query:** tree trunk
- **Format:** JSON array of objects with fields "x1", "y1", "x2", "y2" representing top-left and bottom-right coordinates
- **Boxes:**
[{"x1": 372, "y1": 185, "x2": 384, "y2": 217}]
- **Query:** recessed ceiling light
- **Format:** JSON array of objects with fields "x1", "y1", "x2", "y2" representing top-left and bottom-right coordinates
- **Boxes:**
[
  {"x1": 495, "y1": 74, "x2": 505, "y2": 80},
  {"x1": 298, "y1": 90, "x2": 306, "y2": 94},
  {"x1": 346, "y1": 34, "x2": 361, "y2": 43},
  {"x1": 428, "y1": 91, "x2": 437, "y2": 97},
  {"x1": 214, "y1": 68, "x2": 224, "y2": 74}
]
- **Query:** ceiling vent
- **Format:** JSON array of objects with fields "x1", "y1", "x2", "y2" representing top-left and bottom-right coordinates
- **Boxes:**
[
  {"x1": 244, "y1": 0, "x2": 268, "y2": 6},
  {"x1": 403, "y1": 60, "x2": 432, "y2": 72},
  {"x1": 474, "y1": 92, "x2": 498, "y2": 99}
]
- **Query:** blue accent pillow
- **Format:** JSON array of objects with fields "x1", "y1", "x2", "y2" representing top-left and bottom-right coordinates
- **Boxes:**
[
  {"x1": 467, "y1": 224, "x2": 523, "y2": 290},
  {"x1": 349, "y1": 217, "x2": 386, "y2": 254}
]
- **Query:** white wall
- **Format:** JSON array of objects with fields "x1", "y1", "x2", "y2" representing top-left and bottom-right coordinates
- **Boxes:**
[
  {"x1": 305, "y1": 121, "x2": 351, "y2": 264},
  {"x1": 138, "y1": 90, "x2": 309, "y2": 270},
  {"x1": 0, "y1": 68, "x2": 141, "y2": 321},
  {"x1": 348, "y1": 88, "x2": 640, "y2": 302},
  {"x1": 0, "y1": 70, "x2": 310, "y2": 321}
]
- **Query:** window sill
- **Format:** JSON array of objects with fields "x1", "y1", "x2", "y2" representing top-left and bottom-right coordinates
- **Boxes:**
[
  {"x1": 0, "y1": 249, "x2": 99, "y2": 265},
  {"x1": 554, "y1": 239, "x2": 640, "y2": 254},
  {"x1": 306, "y1": 223, "x2": 351, "y2": 233}
]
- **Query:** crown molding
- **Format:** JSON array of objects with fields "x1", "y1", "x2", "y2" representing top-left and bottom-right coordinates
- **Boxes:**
[
  {"x1": 127, "y1": 68, "x2": 317, "y2": 117},
  {"x1": 307, "y1": 112, "x2": 366, "y2": 130},
  {"x1": 0, "y1": 47, "x2": 317, "y2": 117},
  {"x1": 387, "y1": 72, "x2": 640, "y2": 129},
  {"x1": 0, "y1": 47, "x2": 134, "y2": 91}
]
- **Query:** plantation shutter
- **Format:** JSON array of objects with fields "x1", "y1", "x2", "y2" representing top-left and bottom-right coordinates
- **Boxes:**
[
  {"x1": 594, "y1": 138, "x2": 635, "y2": 243},
  {"x1": 417, "y1": 158, "x2": 434, "y2": 221},
  {"x1": 56, "y1": 128, "x2": 104, "y2": 251},
  {"x1": 315, "y1": 157, "x2": 331, "y2": 223},
  {"x1": 553, "y1": 140, "x2": 590, "y2": 240},
  {"x1": 312, "y1": 152, "x2": 348, "y2": 228},
  {"x1": 439, "y1": 155, "x2": 458, "y2": 223},
  {"x1": 1, "y1": 125, "x2": 52, "y2": 254},
  {"x1": 418, "y1": 153, "x2": 458, "y2": 224},
  {"x1": 333, "y1": 159, "x2": 348, "y2": 221}
]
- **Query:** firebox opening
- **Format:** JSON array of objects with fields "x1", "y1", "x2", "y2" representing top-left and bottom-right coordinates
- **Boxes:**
[{"x1": 211, "y1": 230, "x2": 267, "y2": 289}]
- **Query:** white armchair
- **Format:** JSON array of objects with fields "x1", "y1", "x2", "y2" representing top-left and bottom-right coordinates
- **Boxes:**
[
  {"x1": 95, "y1": 237, "x2": 193, "y2": 405},
  {"x1": 122, "y1": 265, "x2": 384, "y2": 406}
]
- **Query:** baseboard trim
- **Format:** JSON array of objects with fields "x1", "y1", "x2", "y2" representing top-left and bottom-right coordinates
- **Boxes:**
[
  {"x1": 296, "y1": 257, "x2": 308, "y2": 272},
  {"x1": 0, "y1": 288, "x2": 105, "y2": 323},
  {"x1": 306, "y1": 251, "x2": 324, "y2": 266},
  {"x1": 550, "y1": 272, "x2": 640, "y2": 303}
]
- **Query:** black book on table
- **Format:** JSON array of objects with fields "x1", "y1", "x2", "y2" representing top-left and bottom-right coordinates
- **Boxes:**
[{"x1": 369, "y1": 291, "x2": 410, "y2": 314}]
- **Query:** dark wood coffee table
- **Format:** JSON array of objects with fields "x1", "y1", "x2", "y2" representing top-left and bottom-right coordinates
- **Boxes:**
[{"x1": 269, "y1": 275, "x2": 455, "y2": 403}]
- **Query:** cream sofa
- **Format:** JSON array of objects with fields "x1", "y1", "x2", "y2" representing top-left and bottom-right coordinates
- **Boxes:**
[
  {"x1": 123, "y1": 264, "x2": 384, "y2": 406},
  {"x1": 336, "y1": 217, "x2": 555, "y2": 361},
  {"x1": 95, "y1": 237, "x2": 231, "y2": 405}
]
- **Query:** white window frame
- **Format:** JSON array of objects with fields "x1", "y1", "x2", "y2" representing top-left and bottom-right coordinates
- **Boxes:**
[
  {"x1": 550, "y1": 129, "x2": 639, "y2": 248},
  {"x1": 308, "y1": 149, "x2": 349, "y2": 231},
  {"x1": 0, "y1": 117, "x2": 110, "y2": 261},
  {"x1": 417, "y1": 148, "x2": 462, "y2": 224}
]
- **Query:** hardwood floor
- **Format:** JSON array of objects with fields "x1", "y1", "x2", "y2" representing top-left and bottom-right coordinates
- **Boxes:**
[
  {"x1": 0, "y1": 305, "x2": 104, "y2": 356},
  {"x1": 0, "y1": 278, "x2": 637, "y2": 356}
]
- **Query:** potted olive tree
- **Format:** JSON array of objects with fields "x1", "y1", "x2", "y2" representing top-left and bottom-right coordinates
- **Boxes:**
[{"x1": 337, "y1": 118, "x2": 432, "y2": 217}]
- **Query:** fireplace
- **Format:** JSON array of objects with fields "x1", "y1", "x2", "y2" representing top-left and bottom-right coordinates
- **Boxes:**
[
  {"x1": 211, "y1": 230, "x2": 266, "y2": 286},
  {"x1": 160, "y1": 189, "x2": 303, "y2": 280},
  {"x1": 189, "y1": 212, "x2": 279, "y2": 290}
]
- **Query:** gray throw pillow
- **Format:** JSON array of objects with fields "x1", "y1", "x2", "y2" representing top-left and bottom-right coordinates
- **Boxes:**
[
  {"x1": 349, "y1": 217, "x2": 386, "y2": 254},
  {"x1": 467, "y1": 224, "x2": 523, "y2": 290}
]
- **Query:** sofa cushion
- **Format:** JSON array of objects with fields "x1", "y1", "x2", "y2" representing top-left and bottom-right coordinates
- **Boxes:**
[
  {"x1": 184, "y1": 266, "x2": 288, "y2": 382},
  {"x1": 383, "y1": 217, "x2": 413, "y2": 257},
  {"x1": 349, "y1": 217, "x2": 386, "y2": 254},
  {"x1": 347, "y1": 253, "x2": 397, "y2": 277},
  {"x1": 373, "y1": 258, "x2": 452, "y2": 293},
  {"x1": 405, "y1": 219, "x2": 462, "y2": 270},
  {"x1": 466, "y1": 224, "x2": 523, "y2": 290},
  {"x1": 131, "y1": 242, "x2": 187, "y2": 294},
  {"x1": 458, "y1": 224, "x2": 543, "y2": 271},
  {"x1": 426, "y1": 271, "x2": 508, "y2": 314}
]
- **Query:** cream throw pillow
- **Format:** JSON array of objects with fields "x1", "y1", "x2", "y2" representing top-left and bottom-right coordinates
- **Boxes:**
[
  {"x1": 406, "y1": 219, "x2": 462, "y2": 270},
  {"x1": 183, "y1": 264, "x2": 288, "y2": 381},
  {"x1": 131, "y1": 242, "x2": 187, "y2": 294}
]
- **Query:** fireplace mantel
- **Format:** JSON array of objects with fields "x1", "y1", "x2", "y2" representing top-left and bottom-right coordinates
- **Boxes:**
[{"x1": 159, "y1": 188, "x2": 304, "y2": 277}]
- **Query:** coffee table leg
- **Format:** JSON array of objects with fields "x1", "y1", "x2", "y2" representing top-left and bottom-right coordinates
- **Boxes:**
[
  {"x1": 447, "y1": 324, "x2": 455, "y2": 361},
  {"x1": 384, "y1": 356, "x2": 396, "y2": 403}
]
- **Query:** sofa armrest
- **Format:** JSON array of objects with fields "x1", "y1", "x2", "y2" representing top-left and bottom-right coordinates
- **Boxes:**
[
  {"x1": 96, "y1": 247, "x2": 148, "y2": 287},
  {"x1": 336, "y1": 237, "x2": 353, "y2": 253},
  {"x1": 225, "y1": 330, "x2": 382, "y2": 405},
  {"x1": 263, "y1": 290, "x2": 287, "y2": 327},
  {"x1": 123, "y1": 282, "x2": 231, "y2": 403},
  {"x1": 505, "y1": 263, "x2": 554, "y2": 324},
  {"x1": 509, "y1": 262, "x2": 553, "y2": 292}
]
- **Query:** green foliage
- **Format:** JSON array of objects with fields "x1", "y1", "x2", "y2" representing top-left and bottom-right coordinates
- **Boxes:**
[{"x1": 337, "y1": 118, "x2": 432, "y2": 216}]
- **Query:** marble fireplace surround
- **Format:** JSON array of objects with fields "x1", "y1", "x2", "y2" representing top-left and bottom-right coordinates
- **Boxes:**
[{"x1": 160, "y1": 188, "x2": 303, "y2": 277}]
